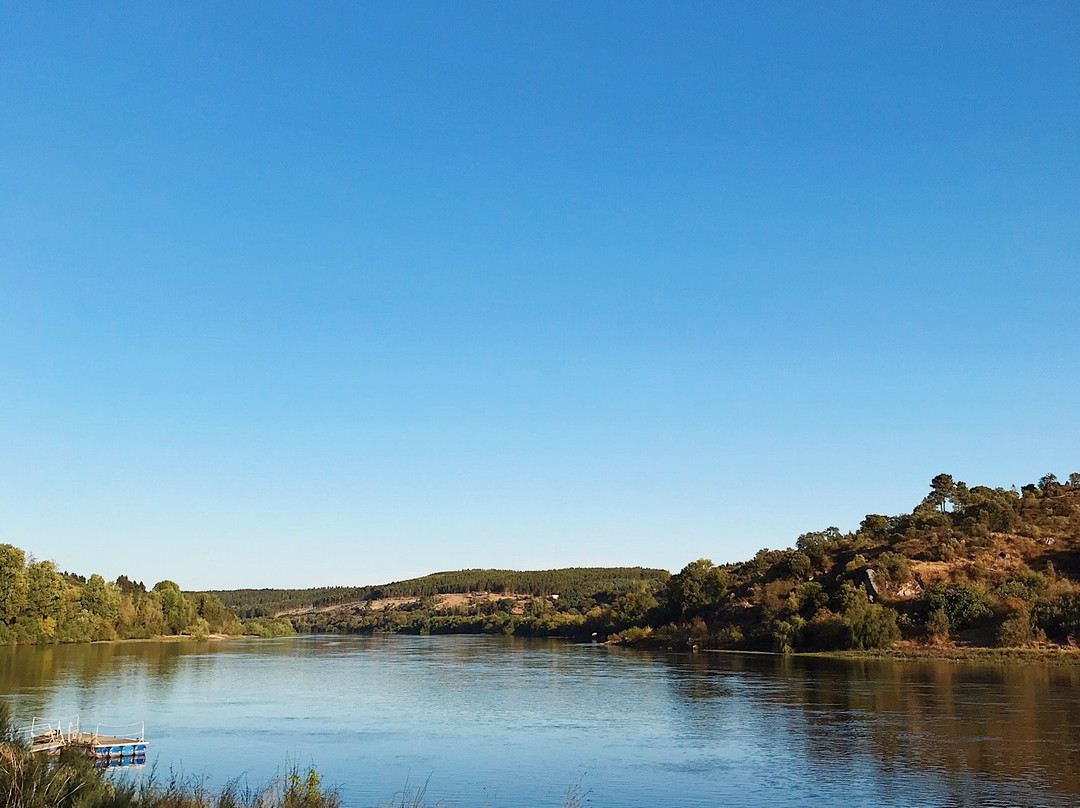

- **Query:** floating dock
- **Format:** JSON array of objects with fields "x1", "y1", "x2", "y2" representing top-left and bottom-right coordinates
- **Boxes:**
[{"x1": 28, "y1": 717, "x2": 148, "y2": 763}]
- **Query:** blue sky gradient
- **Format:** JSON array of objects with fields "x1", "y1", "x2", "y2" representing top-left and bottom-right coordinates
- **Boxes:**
[{"x1": 2, "y1": 2, "x2": 1078, "y2": 588}]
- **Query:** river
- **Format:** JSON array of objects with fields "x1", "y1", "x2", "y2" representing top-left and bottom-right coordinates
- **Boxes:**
[{"x1": 1, "y1": 635, "x2": 1078, "y2": 807}]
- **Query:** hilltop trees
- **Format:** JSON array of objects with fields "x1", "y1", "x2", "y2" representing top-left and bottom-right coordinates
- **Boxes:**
[
  {"x1": 796, "y1": 527, "x2": 846, "y2": 572},
  {"x1": 925, "y1": 473, "x2": 958, "y2": 513}
]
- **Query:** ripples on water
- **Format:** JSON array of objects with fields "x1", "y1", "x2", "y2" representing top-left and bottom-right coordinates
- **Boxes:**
[{"x1": 1, "y1": 635, "x2": 1078, "y2": 807}]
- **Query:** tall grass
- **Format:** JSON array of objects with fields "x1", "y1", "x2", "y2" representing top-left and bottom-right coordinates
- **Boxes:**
[
  {"x1": 0, "y1": 704, "x2": 588, "y2": 808},
  {"x1": 0, "y1": 703, "x2": 340, "y2": 808}
]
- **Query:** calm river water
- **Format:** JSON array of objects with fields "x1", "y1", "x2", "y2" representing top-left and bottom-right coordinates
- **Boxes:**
[{"x1": 1, "y1": 635, "x2": 1078, "y2": 807}]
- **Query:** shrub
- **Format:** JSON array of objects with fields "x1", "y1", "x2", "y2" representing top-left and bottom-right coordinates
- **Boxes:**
[
  {"x1": 875, "y1": 552, "x2": 912, "y2": 587},
  {"x1": 997, "y1": 607, "x2": 1034, "y2": 647},
  {"x1": 1033, "y1": 592, "x2": 1080, "y2": 643},
  {"x1": 687, "y1": 616, "x2": 710, "y2": 644},
  {"x1": 922, "y1": 583, "x2": 993, "y2": 630},
  {"x1": 243, "y1": 617, "x2": 297, "y2": 638},
  {"x1": 925, "y1": 607, "x2": 950, "y2": 642},
  {"x1": 609, "y1": 625, "x2": 652, "y2": 645},
  {"x1": 997, "y1": 570, "x2": 1049, "y2": 602},
  {"x1": 771, "y1": 616, "x2": 805, "y2": 654},
  {"x1": 802, "y1": 609, "x2": 848, "y2": 651},
  {"x1": 844, "y1": 598, "x2": 900, "y2": 650},
  {"x1": 283, "y1": 767, "x2": 338, "y2": 808},
  {"x1": 793, "y1": 582, "x2": 829, "y2": 616},
  {"x1": 714, "y1": 625, "x2": 744, "y2": 648},
  {"x1": 845, "y1": 554, "x2": 868, "y2": 573}
]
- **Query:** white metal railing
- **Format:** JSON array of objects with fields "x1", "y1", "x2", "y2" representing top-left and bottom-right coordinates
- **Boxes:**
[
  {"x1": 27, "y1": 715, "x2": 79, "y2": 743},
  {"x1": 28, "y1": 716, "x2": 146, "y2": 744},
  {"x1": 91, "y1": 721, "x2": 145, "y2": 742}
]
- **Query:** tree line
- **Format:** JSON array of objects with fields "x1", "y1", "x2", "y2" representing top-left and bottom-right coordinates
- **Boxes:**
[
  {"x1": 0, "y1": 545, "x2": 293, "y2": 644},
  {"x1": 7, "y1": 472, "x2": 1080, "y2": 654},
  {"x1": 210, "y1": 568, "x2": 668, "y2": 618}
]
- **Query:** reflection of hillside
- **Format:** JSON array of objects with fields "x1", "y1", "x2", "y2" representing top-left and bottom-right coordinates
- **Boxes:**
[{"x1": 651, "y1": 650, "x2": 1080, "y2": 802}]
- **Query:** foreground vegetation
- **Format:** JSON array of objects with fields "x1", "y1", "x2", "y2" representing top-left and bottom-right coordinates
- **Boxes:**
[
  {"x1": 0, "y1": 704, "x2": 337, "y2": 808},
  {"x1": 0, "y1": 706, "x2": 594, "y2": 808}
]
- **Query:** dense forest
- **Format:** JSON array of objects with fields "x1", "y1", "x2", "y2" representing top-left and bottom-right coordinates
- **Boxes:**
[
  {"x1": 230, "y1": 473, "x2": 1080, "y2": 654},
  {"x1": 210, "y1": 567, "x2": 667, "y2": 618},
  {"x1": 0, "y1": 546, "x2": 293, "y2": 645}
]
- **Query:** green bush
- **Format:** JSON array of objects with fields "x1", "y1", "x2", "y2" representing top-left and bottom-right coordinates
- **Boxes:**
[
  {"x1": 997, "y1": 570, "x2": 1049, "y2": 602},
  {"x1": 243, "y1": 617, "x2": 297, "y2": 638},
  {"x1": 842, "y1": 590, "x2": 900, "y2": 650},
  {"x1": 801, "y1": 610, "x2": 848, "y2": 651},
  {"x1": 874, "y1": 552, "x2": 912, "y2": 587},
  {"x1": 997, "y1": 607, "x2": 1034, "y2": 647},
  {"x1": 793, "y1": 582, "x2": 829, "y2": 616},
  {"x1": 925, "y1": 607, "x2": 950, "y2": 642},
  {"x1": 771, "y1": 616, "x2": 805, "y2": 654},
  {"x1": 1033, "y1": 592, "x2": 1080, "y2": 643},
  {"x1": 922, "y1": 583, "x2": 993, "y2": 630}
]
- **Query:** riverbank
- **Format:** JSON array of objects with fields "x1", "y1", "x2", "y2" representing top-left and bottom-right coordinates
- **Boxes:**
[
  {"x1": 2, "y1": 632, "x2": 246, "y2": 648},
  {"x1": 613, "y1": 636, "x2": 1080, "y2": 665},
  {"x1": 0, "y1": 613, "x2": 295, "y2": 648},
  {"x1": 816, "y1": 644, "x2": 1080, "y2": 665}
]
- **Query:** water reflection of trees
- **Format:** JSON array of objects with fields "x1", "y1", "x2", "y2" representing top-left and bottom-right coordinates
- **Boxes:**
[
  {"x1": 0, "y1": 641, "x2": 197, "y2": 718},
  {"x1": 658, "y1": 650, "x2": 1080, "y2": 801}
]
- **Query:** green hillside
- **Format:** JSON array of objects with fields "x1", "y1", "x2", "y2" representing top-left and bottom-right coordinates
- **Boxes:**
[
  {"x1": 622, "y1": 471, "x2": 1080, "y2": 652},
  {"x1": 209, "y1": 567, "x2": 670, "y2": 619}
]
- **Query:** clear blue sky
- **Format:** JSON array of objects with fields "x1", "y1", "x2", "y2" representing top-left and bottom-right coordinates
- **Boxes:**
[{"x1": 1, "y1": 2, "x2": 1077, "y2": 590}]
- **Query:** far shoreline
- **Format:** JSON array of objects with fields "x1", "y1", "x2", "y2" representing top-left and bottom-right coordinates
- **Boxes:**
[
  {"x1": 11, "y1": 630, "x2": 1080, "y2": 667},
  {"x1": 614, "y1": 640, "x2": 1080, "y2": 666}
]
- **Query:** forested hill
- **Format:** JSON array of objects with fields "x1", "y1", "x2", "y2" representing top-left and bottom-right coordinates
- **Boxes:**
[
  {"x1": 233, "y1": 472, "x2": 1080, "y2": 653},
  {"x1": 628, "y1": 471, "x2": 1080, "y2": 653},
  {"x1": 208, "y1": 567, "x2": 670, "y2": 618}
]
